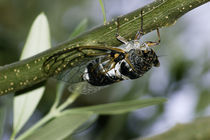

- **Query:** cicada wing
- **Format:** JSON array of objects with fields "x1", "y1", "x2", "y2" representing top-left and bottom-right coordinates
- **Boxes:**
[
  {"x1": 67, "y1": 81, "x2": 107, "y2": 95},
  {"x1": 55, "y1": 54, "x2": 112, "y2": 85},
  {"x1": 55, "y1": 60, "x2": 88, "y2": 84}
]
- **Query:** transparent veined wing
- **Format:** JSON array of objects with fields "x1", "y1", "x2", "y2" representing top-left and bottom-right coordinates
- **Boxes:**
[
  {"x1": 42, "y1": 45, "x2": 121, "y2": 94},
  {"x1": 56, "y1": 58, "x2": 90, "y2": 84},
  {"x1": 67, "y1": 81, "x2": 107, "y2": 95}
]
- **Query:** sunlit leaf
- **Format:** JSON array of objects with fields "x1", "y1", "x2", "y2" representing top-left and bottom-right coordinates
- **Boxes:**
[
  {"x1": 13, "y1": 13, "x2": 51, "y2": 136},
  {"x1": 23, "y1": 112, "x2": 93, "y2": 140}
]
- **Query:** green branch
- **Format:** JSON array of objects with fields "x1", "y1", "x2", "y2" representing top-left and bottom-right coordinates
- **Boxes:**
[{"x1": 0, "y1": 0, "x2": 209, "y2": 96}]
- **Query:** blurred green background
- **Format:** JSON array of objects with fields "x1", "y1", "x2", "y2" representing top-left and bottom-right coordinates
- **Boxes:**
[{"x1": 0, "y1": 0, "x2": 210, "y2": 139}]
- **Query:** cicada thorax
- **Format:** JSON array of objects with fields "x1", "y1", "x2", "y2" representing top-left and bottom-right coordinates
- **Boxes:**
[{"x1": 119, "y1": 48, "x2": 160, "y2": 79}]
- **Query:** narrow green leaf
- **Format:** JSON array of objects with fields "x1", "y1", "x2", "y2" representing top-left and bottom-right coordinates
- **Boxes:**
[
  {"x1": 0, "y1": 106, "x2": 6, "y2": 139},
  {"x1": 141, "y1": 117, "x2": 210, "y2": 140},
  {"x1": 98, "y1": 0, "x2": 107, "y2": 23},
  {"x1": 13, "y1": 13, "x2": 51, "y2": 136},
  {"x1": 196, "y1": 90, "x2": 210, "y2": 113},
  {"x1": 23, "y1": 112, "x2": 93, "y2": 140},
  {"x1": 0, "y1": 95, "x2": 12, "y2": 139},
  {"x1": 68, "y1": 98, "x2": 166, "y2": 115},
  {"x1": 69, "y1": 18, "x2": 88, "y2": 39},
  {"x1": 50, "y1": 82, "x2": 66, "y2": 110}
]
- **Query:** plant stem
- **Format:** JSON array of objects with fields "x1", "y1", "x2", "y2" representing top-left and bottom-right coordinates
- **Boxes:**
[
  {"x1": 0, "y1": 0, "x2": 209, "y2": 96},
  {"x1": 10, "y1": 131, "x2": 16, "y2": 140},
  {"x1": 16, "y1": 91, "x2": 80, "y2": 140},
  {"x1": 57, "y1": 92, "x2": 80, "y2": 111},
  {"x1": 50, "y1": 82, "x2": 65, "y2": 110},
  {"x1": 17, "y1": 112, "x2": 54, "y2": 140}
]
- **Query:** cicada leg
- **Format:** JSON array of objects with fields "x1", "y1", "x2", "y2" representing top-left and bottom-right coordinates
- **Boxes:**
[
  {"x1": 124, "y1": 53, "x2": 137, "y2": 72},
  {"x1": 134, "y1": 10, "x2": 144, "y2": 41},
  {"x1": 115, "y1": 18, "x2": 129, "y2": 45},
  {"x1": 144, "y1": 28, "x2": 161, "y2": 47}
]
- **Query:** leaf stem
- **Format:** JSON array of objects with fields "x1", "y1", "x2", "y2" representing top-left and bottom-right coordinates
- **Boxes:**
[
  {"x1": 16, "y1": 90, "x2": 80, "y2": 140},
  {"x1": 50, "y1": 82, "x2": 65, "y2": 110},
  {"x1": 17, "y1": 112, "x2": 54, "y2": 140},
  {"x1": 57, "y1": 92, "x2": 80, "y2": 112}
]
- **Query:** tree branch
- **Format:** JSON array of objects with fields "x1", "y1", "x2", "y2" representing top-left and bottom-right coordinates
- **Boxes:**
[{"x1": 0, "y1": 0, "x2": 209, "y2": 96}]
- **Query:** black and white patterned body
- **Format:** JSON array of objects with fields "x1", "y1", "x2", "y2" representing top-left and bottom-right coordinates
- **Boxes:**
[
  {"x1": 83, "y1": 42, "x2": 160, "y2": 86},
  {"x1": 83, "y1": 10, "x2": 161, "y2": 86},
  {"x1": 43, "y1": 10, "x2": 161, "y2": 90},
  {"x1": 83, "y1": 57, "x2": 123, "y2": 86},
  {"x1": 119, "y1": 48, "x2": 159, "y2": 80}
]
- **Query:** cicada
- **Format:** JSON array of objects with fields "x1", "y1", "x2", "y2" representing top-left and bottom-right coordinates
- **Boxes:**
[{"x1": 43, "y1": 11, "x2": 160, "y2": 93}]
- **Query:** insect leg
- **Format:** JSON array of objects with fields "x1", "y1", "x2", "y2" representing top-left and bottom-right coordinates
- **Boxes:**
[
  {"x1": 134, "y1": 10, "x2": 144, "y2": 41},
  {"x1": 144, "y1": 28, "x2": 161, "y2": 47},
  {"x1": 115, "y1": 18, "x2": 129, "y2": 45},
  {"x1": 88, "y1": 55, "x2": 111, "y2": 74},
  {"x1": 103, "y1": 60, "x2": 116, "y2": 73},
  {"x1": 156, "y1": 28, "x2": 161, "y2": 44},
  {"x1": 124, "y1": 53, "x2": 137, "y2": 72}
]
